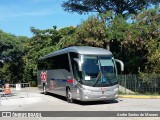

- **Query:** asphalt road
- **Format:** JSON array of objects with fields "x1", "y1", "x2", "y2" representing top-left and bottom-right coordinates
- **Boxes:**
[{"x1": 0, "y1": 87, "x2": 160, "y2": 120}]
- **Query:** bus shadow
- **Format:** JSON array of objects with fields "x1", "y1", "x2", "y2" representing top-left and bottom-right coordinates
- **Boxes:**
[
  {"x1": 44, "y1": 92, "x2": 119, "y2": 106},
  {"x1": 75, "y1": 100, "x2": 119, "y2": 106},
  {"x1": 42, "y1": 92, "x2": 67, "y2": 101}
]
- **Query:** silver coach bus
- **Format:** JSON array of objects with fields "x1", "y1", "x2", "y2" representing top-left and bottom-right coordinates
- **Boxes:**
[{"x1": 37, "y1": 46, "x2": 124, "y2": 103}]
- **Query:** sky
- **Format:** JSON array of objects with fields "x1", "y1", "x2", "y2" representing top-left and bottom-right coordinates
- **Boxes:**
[{"x1": 0, "y1": 0, "x2": 90, "y2": 37}]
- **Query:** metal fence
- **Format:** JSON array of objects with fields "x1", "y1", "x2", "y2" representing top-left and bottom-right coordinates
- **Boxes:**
[{"x1": 118, "y1": 74, "x2": 160, "y2": 95}]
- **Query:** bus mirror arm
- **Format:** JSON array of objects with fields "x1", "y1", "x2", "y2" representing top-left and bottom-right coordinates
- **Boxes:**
[
  {"x1": 74, "y1": 58, "x2": 82, "y2": 71},
  {"x1": 115, "y1": 59, "x2": 124, "y2": 72}
]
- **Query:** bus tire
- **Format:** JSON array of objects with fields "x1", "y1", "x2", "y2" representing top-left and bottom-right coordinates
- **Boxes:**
[{"x1": 66, "y1": 88, "x2": 74, "y2": 103}]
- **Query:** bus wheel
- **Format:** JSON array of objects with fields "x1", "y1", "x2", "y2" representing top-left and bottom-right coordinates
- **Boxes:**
[{"x1": 66, "y1": 88, "x2": 73, "y2": 103}]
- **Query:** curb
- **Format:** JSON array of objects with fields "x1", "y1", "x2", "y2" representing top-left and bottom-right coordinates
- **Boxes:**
[{"x1": 119, "y1": 95, "x2": 160, "y2": 99}]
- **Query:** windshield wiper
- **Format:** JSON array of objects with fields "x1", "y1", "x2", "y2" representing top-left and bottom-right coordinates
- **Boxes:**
[
  {"x1": 93, "y1": 72, "x2": 101, "y2": 87},
  {"x1": 93, "y1": 56, "x2": 102, "y2": 87},
  {"x1": 93, "y1": 57, "x2": 113, "y2": 87}
]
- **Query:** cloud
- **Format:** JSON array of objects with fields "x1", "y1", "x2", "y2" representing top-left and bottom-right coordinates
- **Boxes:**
[
  {"x1": 0, "y1": 7, "x2": 59, "y2": 21},
  {"x1": 0, "y1": 0, "x2": 62, "y2": 21},
  {"x1": 0, "y1": 1, "x2": 64, "y2": 21},
  {"x1": 11, "y1": 9, "x2": 56, "y2": 17},
  {"x1": 30, "y1": 0, "x2": 52, "y2": 3}
]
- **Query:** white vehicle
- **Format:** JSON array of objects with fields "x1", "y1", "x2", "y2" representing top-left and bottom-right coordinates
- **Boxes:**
[{"x1": 37, "y1": 46, "x2": 124, "y2": 103}]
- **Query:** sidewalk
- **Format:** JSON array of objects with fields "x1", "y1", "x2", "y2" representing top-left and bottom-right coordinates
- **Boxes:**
[
  {"x1": 0, "y1": 87, "x2": 39, "y2": 100},
  {"x1": 119, "y1": 95, "x2": 160, "y2": 99},
  {"x1": 1, "y1": 87, "x2": 160, "y2": 99}
]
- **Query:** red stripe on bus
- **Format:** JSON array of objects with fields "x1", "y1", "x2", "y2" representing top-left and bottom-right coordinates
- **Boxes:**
[{"x1": 67, "y1": 79, "x2": 74, "y2": 83}]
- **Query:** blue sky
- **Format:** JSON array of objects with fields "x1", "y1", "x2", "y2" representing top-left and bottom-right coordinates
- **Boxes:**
[{"x1": 0, "y1": 0, "x2": 90, "y2": 37}]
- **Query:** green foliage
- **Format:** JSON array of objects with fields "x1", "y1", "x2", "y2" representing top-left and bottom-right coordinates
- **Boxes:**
[
  {"x1": 139, "y1": 72, "x2": 160, "y2": 83},
  {"x1": 109, "y1": 8, "x2": 160, "y2": 74},
  {"x1": 58, "y1": 26, "x2": 77, "y2": 48},
  {"x1": 62, "y1": 0, "x2": 159, "y2": 18},
  {"x1": 132, "y1": 8, "x2": 160, "y2": 73},
  {"x1": 0, "y1": 7, "x2": 159, "y2": 85},
  {"x1": 58, "y1": 16, "x2": 111, "y2": 50},
  {"x1": 23, "y1": 27, "x2": 61, "y2": 82},
  {"x1": 75, "y1": 16, "x2": 109, "y2": 47},
  {"x1": 0, "y1": 30, "x2": 29, "y2": 83}
]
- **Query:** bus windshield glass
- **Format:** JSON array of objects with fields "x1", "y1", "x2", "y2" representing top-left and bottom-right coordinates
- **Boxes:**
[{"x1": 80, "y1": 55, "x2": 117, "y2": 87}]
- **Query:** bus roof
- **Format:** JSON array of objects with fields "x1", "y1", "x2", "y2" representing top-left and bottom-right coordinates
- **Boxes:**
[{"x1": 39, "y1": 46, "x2": 112, "y2": 60}]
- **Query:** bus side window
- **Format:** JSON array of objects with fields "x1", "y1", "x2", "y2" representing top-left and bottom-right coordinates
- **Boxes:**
[{"x1": 51, "y1": 54, "x2": 70, "y2": 72}]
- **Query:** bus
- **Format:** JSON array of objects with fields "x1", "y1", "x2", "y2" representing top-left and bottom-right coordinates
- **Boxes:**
[{"x1": 37, "y1": 46, "x2": 124, "y2": 103}]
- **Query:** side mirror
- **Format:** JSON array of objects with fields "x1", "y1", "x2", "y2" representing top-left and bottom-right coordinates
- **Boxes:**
[
  {"x1": 115, "y1": 59, "x2": 124, "y2": 72},
  {"x1": 74, "y1": 58, "x2": 82, "y2": 71}
]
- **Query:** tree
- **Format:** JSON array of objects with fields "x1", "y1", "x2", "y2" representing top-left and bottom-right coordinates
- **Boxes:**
[
  {"x1": 135, "y1": 8, "x2": 160, "y2": 73},
  {"x1": 58, "y1": 16, "x2": 111, "y2": 49},
  {"x1": 58, "y1": 8, "x2": 160, "y2": 74},
  {"x1": 112, "y1": 8, "x2": 160, "y2": 74},
  {"x1": 58, "y1": 26, "x2": 77, "y2": 48},
  {"x1": 76, "y1": 16, "x2": 109, "y2": 48},
  {"x1": 0, "y1": 30, "x2": 29, "y2": 83},
  {"x1": 23, "y1": 27, "x2": 61, "y2": 83},
  {"x1": 62, "y1": 0, "x2": 159, "y2": 18}
]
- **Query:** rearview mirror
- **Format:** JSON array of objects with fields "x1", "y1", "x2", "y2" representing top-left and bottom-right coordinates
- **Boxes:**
[
  {"x1": 115, "y1": 59, "x2": 124, "y2": 72},
  {"x1": 74, "y1": 58, "x2": 82, "y2": 71}
]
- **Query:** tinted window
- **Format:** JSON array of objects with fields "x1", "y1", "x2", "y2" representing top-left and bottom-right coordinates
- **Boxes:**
[{"x1": 38, "y1": 53, "x2": 70, "y2": 72}]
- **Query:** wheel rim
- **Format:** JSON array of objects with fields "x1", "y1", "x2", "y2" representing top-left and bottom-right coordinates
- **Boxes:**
[{"x1": 68, "y1": 91, "x2": 72, "y2": 99}]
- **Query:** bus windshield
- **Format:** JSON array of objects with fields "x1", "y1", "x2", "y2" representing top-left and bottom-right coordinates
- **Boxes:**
[{"x1": 80, "y1": 55, "x2": 117, "y2": 87}]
